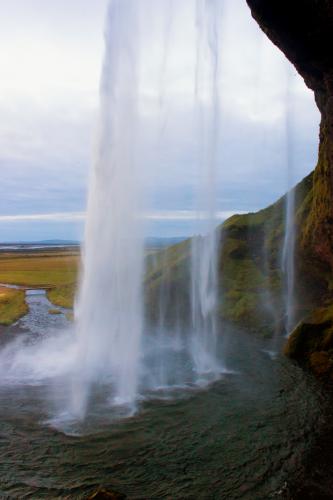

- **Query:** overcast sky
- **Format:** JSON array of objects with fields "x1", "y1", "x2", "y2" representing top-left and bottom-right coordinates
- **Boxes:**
[{"x1": 0, "y1": 0, "x2": 320, "y2": 241}]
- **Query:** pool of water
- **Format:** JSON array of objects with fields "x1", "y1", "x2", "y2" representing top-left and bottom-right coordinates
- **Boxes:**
[{"x1": 0, "y1": 293, "x2": 329, "y2": 499}]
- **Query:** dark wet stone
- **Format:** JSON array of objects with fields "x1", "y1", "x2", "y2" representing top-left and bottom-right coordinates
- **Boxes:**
[{"x1": 86, "y1": 487, "x2": 126, "y2": 500}]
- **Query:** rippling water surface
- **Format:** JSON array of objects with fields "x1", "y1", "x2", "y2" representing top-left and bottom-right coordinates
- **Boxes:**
[{"x1": 0, "y1": 292, "x2": 329, "y2": 499}]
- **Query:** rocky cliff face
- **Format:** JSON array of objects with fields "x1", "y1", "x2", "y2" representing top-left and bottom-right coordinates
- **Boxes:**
[
  {"x1": 246, "y1": 0, "x2": 333, "y2": 279},
  {"x1": 245, "y1": 0, "x2": 333, "y2": 374}
]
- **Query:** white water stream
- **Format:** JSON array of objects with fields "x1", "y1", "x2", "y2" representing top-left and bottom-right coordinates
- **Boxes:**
[{"x1": 72, "y1": 0, "x2": 225, "y2": 418}]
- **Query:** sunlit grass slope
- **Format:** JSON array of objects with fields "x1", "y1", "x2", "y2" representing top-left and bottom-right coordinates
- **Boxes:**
[{"x1": 0, "y1": 287, "x2": 28, "y2": 326}]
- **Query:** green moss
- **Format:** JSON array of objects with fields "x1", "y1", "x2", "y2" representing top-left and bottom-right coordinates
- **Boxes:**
[
  {"x1": 144, "y1": 239, "x2": 192, "y2": 325},
  {"x1": 144, "y1": 170, "x2": 327, "y2": 336},
  {"x1": 219, "y1": 171, "x2": 327, "y2": 333},
  {"x1": 302, "y1": 132, "x2": 332, "y2": 265},
  {"x1": 217, "y1": 197, "x2": 283, "y2": 332},
  {"x1": 0, "y1": 288, "x2": 28, "y2": 326}
]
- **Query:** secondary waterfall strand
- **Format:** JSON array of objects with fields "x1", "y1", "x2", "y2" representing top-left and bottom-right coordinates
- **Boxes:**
[
  {"x1": 191, "y1": 0, "x2": 222, "y2": 375},
  {"x1": 282, "y1": 65, "x2": 296, "y2": 336}
]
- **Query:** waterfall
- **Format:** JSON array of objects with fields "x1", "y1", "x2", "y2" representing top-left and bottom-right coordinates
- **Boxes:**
[
  {"x1": 191, "y1": 0, "x2": 222, "y2": 375},
  {"x1": 282, "y1": 66, "x2": 296, "y2": 336},
  {"x1": 72, "y1": 0, "x2": 144, "y2": 417},
  {"x1": 71, "y1": 0, "x2": 225, "y2": 417},
  {"x1": 282, "y1": 183, "x2": 296, "y2": 336}
]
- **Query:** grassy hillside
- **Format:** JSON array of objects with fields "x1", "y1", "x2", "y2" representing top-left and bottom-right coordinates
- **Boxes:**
[
  {"x1": 145, "y1": 171, "x2": 327, "y2": 335},
  {"x1": 0, "y1": 287, "x2": 28, "y2": 326}
]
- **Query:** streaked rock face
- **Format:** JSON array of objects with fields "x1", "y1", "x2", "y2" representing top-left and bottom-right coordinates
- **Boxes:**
[
  {"x1": 246, "y1": 0, "x2": 333, "y2": 277},
  {"x1": 245, "y1": 1, "x2": 333, "y2": 370}
]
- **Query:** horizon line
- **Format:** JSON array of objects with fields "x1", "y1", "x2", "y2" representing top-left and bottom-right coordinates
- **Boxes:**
[{"x1": 0, "y1": 209, "x2": 248, "y2": 223}]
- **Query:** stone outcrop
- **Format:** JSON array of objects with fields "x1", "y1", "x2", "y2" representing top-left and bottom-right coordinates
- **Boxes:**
[{"x1": 284, "y1": 305, "x2": 333, "y2": 381}]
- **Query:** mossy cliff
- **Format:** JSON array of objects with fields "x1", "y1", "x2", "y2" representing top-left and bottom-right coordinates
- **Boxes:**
[
  {"x1": 145, "y1": 239, "x2": 192, "y2": 327},
  {"x1": 246, "y1": 0, "x2": 333, "y2": 280},
  {"x1": 218, "y1": 172, "x2": 326, "y2": 334},
  {"x1": 145, "y1": 171, "x2": 327, "y2": 335},
  {"x1": 245, "y1": 0, "x2": 333, "y2": 373},
  {"x1": 147, "y1": 1, "x2": 333, "y2": 360}
]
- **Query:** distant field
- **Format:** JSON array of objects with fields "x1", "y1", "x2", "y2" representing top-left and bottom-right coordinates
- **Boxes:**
[
  {"x1": 0, "y1": 244, "x2": 167, "y2": 325},
  {"x1": 0, "y1": 248, "x2": 80, "y2": 315},
  {"x1": 0, "y1": 249, "x2": 79, "y2": 287}
]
